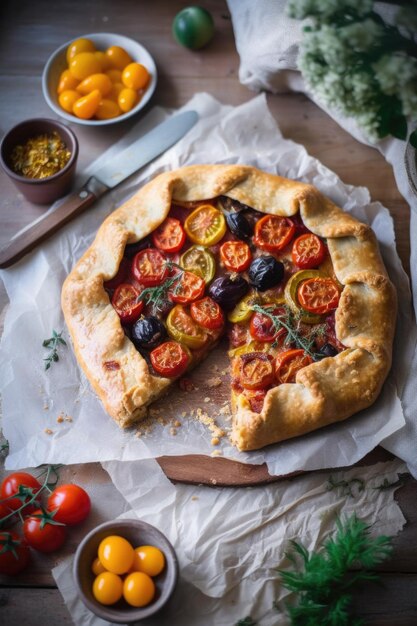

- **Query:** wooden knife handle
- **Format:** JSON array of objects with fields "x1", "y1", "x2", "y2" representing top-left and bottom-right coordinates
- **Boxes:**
[{"x1": 0, "y1": 178, "x2": 105, "y2": 269}]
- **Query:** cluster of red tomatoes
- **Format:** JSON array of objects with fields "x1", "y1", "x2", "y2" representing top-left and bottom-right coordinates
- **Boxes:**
[
  {"x1": 92, "y1": 536, "x2": 165, "y2": 607},
  {"x1": 0, "y1": 471, "x2": 90, "y2": 575}
]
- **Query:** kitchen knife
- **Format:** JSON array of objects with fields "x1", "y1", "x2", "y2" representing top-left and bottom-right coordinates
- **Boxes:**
[{"x1": 0, "y1": 110, "x2": 198, "y2": 269}]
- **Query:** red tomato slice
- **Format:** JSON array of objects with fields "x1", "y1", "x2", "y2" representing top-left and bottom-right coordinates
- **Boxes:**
[
  {"x1": 219, "y1": 240, "x2": 252, "y2": 272},
  {"x1": 237, "y1": 352, "x2": 275, "y2": 390},
  {"x1": 170, "y1": 271, "x2": 205, "y2": 304},
  {"x1": 275, "y1": 349, "x2": 313, "y2": 384},
  {"x1": 111, "y1": 283, "x2": 144, "y2": 324},
  {"x1": 228, "y1": 322, "x2": 249, "y2": 348},
  {"x1": 152, "y1": 217, "x2": 186, "y2": 253},
  {"x1": 190, "y1": 297, "x2": 224, "y2": 330},
  {"x1": 298, "y1": 278, "x2": 340, "y2": 315},
  {"x1": 292, "y1": 234, "x2": 326, "y2": 269},
  {"x1": 131, "y1": 248, "x2": 168, "y2": 287},
  {"x1": 150, "y1": 341, "x2": 190, "y2": 378},
  {"x1": 243, "y1": 389, "x2": 267, "y2": 413},
  {"x1": 254, "y1": 215, "x2": 296, "y2": 252},
  {"x1": 103, "y1": 257, "x2": 130, "y2": 291},
  {"x1": 249, "y1": 305, "x2": 287, "y2": 343}
]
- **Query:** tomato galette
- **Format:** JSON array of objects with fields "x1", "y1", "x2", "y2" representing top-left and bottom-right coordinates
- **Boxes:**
[{"x1": 61, "y1": 165, "x2": 396, "y2": 451}]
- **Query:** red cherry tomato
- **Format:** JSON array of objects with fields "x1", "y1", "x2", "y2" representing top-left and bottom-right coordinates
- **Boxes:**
[
  {"x1": 0, "y1": 531, "x2": 31, "y2": 575},
  {"x1": 249, "y1": 305, "x2": 287, "y2": 343},
  {"x1": 152, "y1": 217, "x2": 186, "y2": 253},
  {"x1": 0, "y1": 502, "x2": 15, "y2": 527},
  {"x1": 219, "y1": 240, "x2": 252, "y2": 272},
  {"x1": 23, "y1": 510, "x2": 67, "y2": 553},
  {"x1": 150, "y1": 341, "x2": 190, "y2": 378},
  {"x1": 292, "y1": 234, "x2": 327, "y2": 269},
  {"x1": 170, "y1": 271, "x2": 205, "y2": 304},
  {"x1": 47, "y1": 484, "x2": 91, "y2": 526},
  {"x1": 298, "y1": 278, "x2": 340, "y2": 315},
  {"x1": 131, "y1": 248, "x2": 168, "y2": 287},
  {"x1": 111, "y1": 283, "x2": 144, "y2": 324},
  {"x1": 103, "y1": 257, "x2": 130, "y2": 291},
  {"x1": 0, "y1": 472, "x2": 41, "y2": 515},
  {"x1": 275, "y1": 349, "x2": 313, "y2": 384},
  {"x1": 190, "y1": 297, "x2": 224, "y2": 330},
  {"x1": 253, "y1": 215, "x2": 296, "y2": 252},
  {"x1": 236, "y1": 352, "x2": 275, "y2": 390}
]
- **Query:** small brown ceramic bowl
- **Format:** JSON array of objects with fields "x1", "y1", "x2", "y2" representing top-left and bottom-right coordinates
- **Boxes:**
[
  {"x1": 73, "y1": 519, "x2": 178, "y2": 623},
  {"x1": 0, "y1": 118, "x2": 78, "y2": 204}
]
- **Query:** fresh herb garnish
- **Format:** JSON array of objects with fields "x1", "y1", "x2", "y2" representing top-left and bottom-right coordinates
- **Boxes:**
[
  {"x1": 374, "y1": 477, "x2": 406, "y2": 491},
  {"x1": 277, "y1": 515, "x2": 392, "y2": 626},
  {"x1": 326, "y1": 475, "x2": 365, "y2": 498},
  {"x1": 42, "y1": 330, "x2": 67, "y2": 370},
  {"x1": 250, "y1": 304, "x2": 325, "y2": 360},
  {"x1": 136, "y1": 261, "x2": 184, "y2": 314},
  {"x1": 235, "y1": 618, "x2": 257, "y2": 626}
]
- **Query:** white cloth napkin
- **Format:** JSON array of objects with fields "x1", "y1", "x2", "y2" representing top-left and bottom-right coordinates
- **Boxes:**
[{"x1": 227, "y1": 0, "x2": 417, "y2": 478}]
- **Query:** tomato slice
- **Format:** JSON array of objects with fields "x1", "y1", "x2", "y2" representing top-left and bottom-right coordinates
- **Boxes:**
[
  {"x1": 184, "y1": 204, "x2": 226, "y2": 246},
  {"x1": 275, "y1": 349, "x2": 313, "y2": 384},
  {"x1": 190, "y1": 297, "x2": 224, "y2": 330},
  {"x1": 152, "y1": 217, "x2": 186, "y2": 253},
  {"x1": 111, "y1": 283, "x2": 144, "y2": 324},
  {"x1": 235, "y1": 352, "x2": 275, "y2": 390},
  {"x1": 298, "y1": 278, "x2": 340, "y2": 315},
  {"x1": 254, "y1": 215, "x2": 296, "y2": 252},
  {"x1": 170, "y1": 270, "x2": 205, "y2": 304},
  {"x1": 249, "y1": 305, "x2": 287, "y2": 343},
  {"x1": 166, "y1": 304, "x2": 208, "y2": 349},
  {"x1": 131, "y1": 248, "x2": 168, "y2": 287},
  {"x1": 180, "y1": 245, "x2": 216, "y2": 283},
  {"x1": 219, "y1": 240, "x2": 252, "y2": 272},
  {"x1": 243, "y1": 389, "x2": 267, "y2": 413},
  {"x1": 292, "y1": 233, "x2": 326, "y2": 269},
  {"x1": 228, "y1": 292, "x2": 260, "y2": 324},
  {"x1": 150, "y1": 341, "x2": 190, "y2": 377},
  {"x1": 103, "y1": 257, "x2": 129, "y2": 291}
]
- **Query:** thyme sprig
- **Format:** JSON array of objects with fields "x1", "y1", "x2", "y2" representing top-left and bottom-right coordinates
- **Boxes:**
[
  {"x1": 136, "y1": 261, "x2": 184, "y2": 314},
  {"x1": 250, "y1": 304, "x2": 324, "y2": 360},
  {"x1": 327, "y1": 475, "x2": 365, "y2": 498},
  {"x1": 42, "y1": 329, "x2": 67, "y2": 370}
]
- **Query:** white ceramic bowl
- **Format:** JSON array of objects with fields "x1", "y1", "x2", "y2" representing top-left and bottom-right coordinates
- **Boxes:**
[{"x1": 42, "y1": 33, "x2": 157, "y2": 126}]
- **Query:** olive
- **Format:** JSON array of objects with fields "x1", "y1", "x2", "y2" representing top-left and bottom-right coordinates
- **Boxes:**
[
  {"x1": 319, "y1": 343, "x2": 338, "y2": 358},
  {"x1": 248, "y1": 256, "x2": 285, "y2": 291},
  {"x1": 124, "y1": 237, "x2": 152, "y2": 259},
  {"x1": 226, "y1": 211, "x2": 254, "y2": 241},
  {"x1": 131, "y1": 316, "x2": 167, "y2": 350},
  {"x1": 207, "y1": 275, "x2": 249, "y2": 311}
]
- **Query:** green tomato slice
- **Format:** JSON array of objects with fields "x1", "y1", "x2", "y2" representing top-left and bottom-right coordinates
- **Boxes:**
[{"x1": 180, "y1": 245, "x2": 216, "y2": 284}]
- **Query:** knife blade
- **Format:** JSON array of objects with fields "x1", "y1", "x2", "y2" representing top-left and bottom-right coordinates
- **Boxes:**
[{"x1": 0, "y1": 110, "x2": 199, "y2": 269}]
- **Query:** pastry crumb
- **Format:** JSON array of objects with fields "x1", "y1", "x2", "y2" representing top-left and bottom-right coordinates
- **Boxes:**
[
  {"x1": 211, "y1": 450, "x2": 223, "y2": 457},
  {"x1": 56, "y1": 416, "x2": 64, "y2": 424},
  {"x1": 64, "y1": 415, "x2": 73, "y2": 422},
  {"x1": 211, "y1": 478, "x2": 218, "y2": 484},
  {"x1": 173, "y1": 420, "x2": 182, "y2": 428},
  {"x1": 211, "y1": 437, "x2": 220, "y2": 446},
  {"x1": 204, "y1": 397, "x2": 211, "y2": 403},
  {"x1": 207, "y1": 377, "x2": 222, "y2": 388},
  {"x1": 219, "y1": 403, "x2": 231, "y2": 416},
  {"x1": 44, "y1": 428, "x2": 54, "y2": 435},
  {"x1": 170, "y1": 427, "x2": 177, "y2": 436},
  {"x1": 43, "y1": 404, "x2": 49, "y2": 411},
  {"x1": 191, "y1": 496, "x2": 199, "y2": 501}
]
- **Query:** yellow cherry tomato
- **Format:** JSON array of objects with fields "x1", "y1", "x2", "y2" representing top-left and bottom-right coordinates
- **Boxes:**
[
  {"x1": 93, "y1": 572, "x2": 123, "y2": 605},
  {"x1": 72, "y1": 89, "x2": 101, "y2": 119},
  {"x1": 91, "y1": 557, "x2": 106, "y2": 576},
  {"x1": 106, "y1": 45, "x2": 132, "y2": 71},
  {"x1": 131, "y1": 545, "x2": 165, "y2": 577},
  {"x1": 77, "y1": 73, "x2": 112, "y2": 96},
  {"x1": 69, "y1": 52, "x2": 102, "y2": 80},
  {"x1": 118, "y1": 88, "x2": 138, "y2": 113},
  {"x1": 184, "y1": 204, "x2": 226, "y2": 246},
  {"x1": 121, "y1": 63, "x2": 150, "y2": 90},
  {"x1": 98, "y1": 535, "x2": 135, "y2": 574},
  {"x1": 58, "y1": 89, "x2": 80, "y2": 113},
  {"x1": 105, "y1": 69, "x2": 123, "y2": 83},
  {"x1": 96, "y1": 99, "x2": 121, "y2": 120},
  {"x1": 108, "y1": 82, "x2": 124, "y2": 102},
  {"x1": 57, "y1": 69, "x2": 79, "y2": 94},
  {"x1": 123, "y1": 572, "x2": 155, "y2": 608},
  {"x1": 94, "y1": 51, "x2": 111, "y2": 71},
  {"x1": 66, "y1": 38, "x2": 96, "y2": 64}
]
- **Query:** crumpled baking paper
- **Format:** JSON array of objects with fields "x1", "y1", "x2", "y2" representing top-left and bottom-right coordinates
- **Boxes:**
[
  {"x1": 52, "y1": 457, "x2": 408, "y2": 626},
  {"x1": 0, "y1": 93, "x2": 411, "y2": 474}
]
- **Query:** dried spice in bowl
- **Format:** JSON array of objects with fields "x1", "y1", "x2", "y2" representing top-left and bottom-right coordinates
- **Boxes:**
[{"x1": 10, "y1": 131, "x2": 71, "y2": 179}]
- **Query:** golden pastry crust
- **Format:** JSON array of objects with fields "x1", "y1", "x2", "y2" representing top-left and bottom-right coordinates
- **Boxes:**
[{"x1": 61, "y1": 165, "x2": 397, "y2": 447}]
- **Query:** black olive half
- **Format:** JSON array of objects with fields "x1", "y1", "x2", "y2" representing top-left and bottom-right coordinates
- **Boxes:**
[
  {"x1": 248, "y1": 256, "x2": 285, "y2": 291},
  {"x1": 208, "y1": 275, "x2": 249, "y2": 311},
  {"x1": 226, "y1": 211, "x2": 254, "y2": 241},
  {"x1": 319, "y1": 343, "x2": 338, "y2": 358},
  {"x1": 131, "y1": 316, "x2": 167, "y2": 350}
]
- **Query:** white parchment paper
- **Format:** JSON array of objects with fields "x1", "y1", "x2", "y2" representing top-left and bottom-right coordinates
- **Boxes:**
[
  {"x1": 0, "y1": 93, "x2": 411, "y2": 473},
  {"x1": 53, "y1": 458, "x2": 408, "y2": 626}
]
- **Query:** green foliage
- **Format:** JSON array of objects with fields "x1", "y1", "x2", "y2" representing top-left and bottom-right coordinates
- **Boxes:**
[
  {"x1": 278, "y1": 515, "x2": 392, "y2": 625},
  {"x1": 42, "y1": 329, "x2": 67, "y2": 370}
]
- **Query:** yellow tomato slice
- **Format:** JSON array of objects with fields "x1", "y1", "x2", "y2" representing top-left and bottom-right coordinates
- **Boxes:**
[
  {"x1": 184, "y1": 205, "x2": 226, "y2": 246},
  {"x1": 166, "y1": 305, "x2": 208, "y2": 349},
  {"x1": 179, "y1": 245, "x2": 216, "y2": 283},
  {"x1": 228, "y1": 292, "x2": 261, "y2": 324}
]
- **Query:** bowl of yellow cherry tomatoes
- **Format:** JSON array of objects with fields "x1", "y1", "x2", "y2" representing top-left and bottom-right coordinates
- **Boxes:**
[
  {"x1": 42, "y1": 33, "x2": 157, "y2": 125},
  {"x1": 73, "y1": 518, "x2": 178, "y2": 622}
]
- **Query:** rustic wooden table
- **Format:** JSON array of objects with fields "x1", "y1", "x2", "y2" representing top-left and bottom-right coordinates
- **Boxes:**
[{"x1": 0, "y1": 1, "x2": 416, "y2": 624}]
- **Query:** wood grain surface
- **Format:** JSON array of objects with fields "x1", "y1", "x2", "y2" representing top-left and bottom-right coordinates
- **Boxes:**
[{"x1": 0, "y1": 0, "x2": 416, "y2": 624}]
